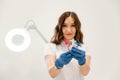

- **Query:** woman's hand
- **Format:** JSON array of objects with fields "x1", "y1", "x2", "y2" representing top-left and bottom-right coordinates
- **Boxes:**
[
  {"x1": 55, "y1": 51, "x2": 73, "y2": 69},
  {"x1": 71, "y1": 47, "x2": 86, "y2": 65}
]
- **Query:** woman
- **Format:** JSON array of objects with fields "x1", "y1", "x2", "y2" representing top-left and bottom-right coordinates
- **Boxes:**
[{"x1": 44, "y1": 11, "x2": 91, "y2": 80}]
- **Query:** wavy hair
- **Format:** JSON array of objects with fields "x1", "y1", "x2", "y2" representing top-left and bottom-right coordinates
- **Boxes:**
[{"x1": 51, "y1": 11, "x2": 84, "y2": 45}]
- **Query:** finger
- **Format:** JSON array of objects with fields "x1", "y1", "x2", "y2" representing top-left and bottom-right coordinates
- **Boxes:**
[
  {"x1": 67, "y1": 53, "x2": 72, "y2": 57},
  {"x1": 71, "y1": 47, "x2": 82, "y2": 52},
  {"x1": 72, "y1": 47, "x2": 85, "y2": 56},
  {"x1": 71, "y1": 48, "x2": 82, "y2": 54},
  {"x1": 71, "y1": 50, "x2": 85, "y2": 58}
]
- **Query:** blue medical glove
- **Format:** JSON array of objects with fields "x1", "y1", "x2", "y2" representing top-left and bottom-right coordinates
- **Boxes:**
[
  {"x1": 71, "y1": 47, "x2": 86, "y2": 65},
  {"x1": 55, "y1": 51, "x2": 73, "y2": 69}
]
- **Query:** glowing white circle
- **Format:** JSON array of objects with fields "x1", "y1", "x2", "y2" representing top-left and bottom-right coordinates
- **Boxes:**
[{"x1": 5, "y1": 28, "x2": 31, "y2": 52}]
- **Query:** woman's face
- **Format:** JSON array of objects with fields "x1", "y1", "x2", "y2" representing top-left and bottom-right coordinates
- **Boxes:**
[{"x1": 62, "y1": 16, "x2": 76, "y2": 41}]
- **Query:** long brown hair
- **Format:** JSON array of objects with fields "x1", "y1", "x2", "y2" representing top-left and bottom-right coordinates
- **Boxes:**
[{"x1": 51, "y1": 11, "x2": 84, "y2": 45}]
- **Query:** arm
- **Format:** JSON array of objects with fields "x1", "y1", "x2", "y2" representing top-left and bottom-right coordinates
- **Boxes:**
[
  {"x1": 45, "y1": 54, "x2": 61, "y2": 78},
  {"x1": 45, "y1": 51, "x2": 73, "y2": 78},
  {"x1": 71, "y1": 47, "x2": 91, "y2": 76},
  {"x1": 79, "y1": 55, "x2": 91, "y2": 76}
]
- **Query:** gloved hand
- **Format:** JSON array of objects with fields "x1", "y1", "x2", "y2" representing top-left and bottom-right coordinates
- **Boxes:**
[
  {"x1": 71, "y1": 47, "x2": 86, "y2": 65},
  {"x1": 55, "y1": 51, "x2": 73, "y2": 69}
]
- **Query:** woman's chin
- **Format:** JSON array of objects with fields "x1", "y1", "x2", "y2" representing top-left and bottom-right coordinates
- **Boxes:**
[{"x1": 65, "y1": 38, "x2": 73, "y2": 41}]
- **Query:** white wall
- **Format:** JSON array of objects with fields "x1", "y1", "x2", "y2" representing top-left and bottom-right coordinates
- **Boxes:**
[{"x1": 0, "y1": 0, "x2": 120, "y2": 80}]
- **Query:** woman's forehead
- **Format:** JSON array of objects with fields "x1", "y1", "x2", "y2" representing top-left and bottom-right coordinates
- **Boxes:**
[{"x1": 64, "y1": 17, "x2": 75, "y2": 24}]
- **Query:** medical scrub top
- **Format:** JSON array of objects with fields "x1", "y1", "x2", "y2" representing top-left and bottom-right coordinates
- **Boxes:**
[{"x1": 44, "y1": 40, "x2": 88, "y2": 80}]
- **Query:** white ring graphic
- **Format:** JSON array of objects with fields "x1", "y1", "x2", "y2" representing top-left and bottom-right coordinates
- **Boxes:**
[{"x1": 5, "y1": 28, "x2": 31, "y2": 52}]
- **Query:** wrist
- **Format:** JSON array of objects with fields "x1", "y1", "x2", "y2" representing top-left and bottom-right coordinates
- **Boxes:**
[
  {"x1": 55, "y1": 59, "x2": 63, "y2": 69},
  {"x1": 78, "y1": 58, "x2": 86, "y2": 66},
  {"x1": 54, "y1": 65, "x2": 63, "y2": 69}
]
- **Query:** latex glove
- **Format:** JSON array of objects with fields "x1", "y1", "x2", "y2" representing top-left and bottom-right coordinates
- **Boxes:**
[
  {"x1": 55, "y1": 51, "x2": 73, "y2": 69},
  {"x1": 71, "y1": 47, "x2": 86, "y2": 65}
]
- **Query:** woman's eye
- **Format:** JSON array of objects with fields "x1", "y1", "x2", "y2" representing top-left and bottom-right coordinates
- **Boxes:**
[
  {"x1": 62, "y1": 24, "x2": 66, "y2": 27},
  {"x1": 71, "y1": 24, "x2": 76, "y2": 27}
]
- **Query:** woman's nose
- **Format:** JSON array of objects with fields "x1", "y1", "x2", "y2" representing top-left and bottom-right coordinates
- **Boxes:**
[{"x1": 66, "y1": 27, "x2": 72, "y2": 32}]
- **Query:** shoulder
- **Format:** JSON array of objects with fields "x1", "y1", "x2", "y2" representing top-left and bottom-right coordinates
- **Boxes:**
[
  {"x1": 44, "y1": 42, "x2": 56, "y2": 50},
  {"x1": 44, "y1": 42, "x2": 57, "y2": 56}
]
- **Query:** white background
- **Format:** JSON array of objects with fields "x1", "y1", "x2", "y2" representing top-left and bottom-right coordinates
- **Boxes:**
[{"x1": 0, "y1": 0, "x2": 120, "y2": 80}]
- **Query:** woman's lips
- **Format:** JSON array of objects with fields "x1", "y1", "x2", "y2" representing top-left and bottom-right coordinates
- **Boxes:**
[
  {"x1": 66, "y1": 33, "x2": 72, "y2": 35},
  {"x1": 66, "y1": 34, "x2": 72, "y2": 36}
]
